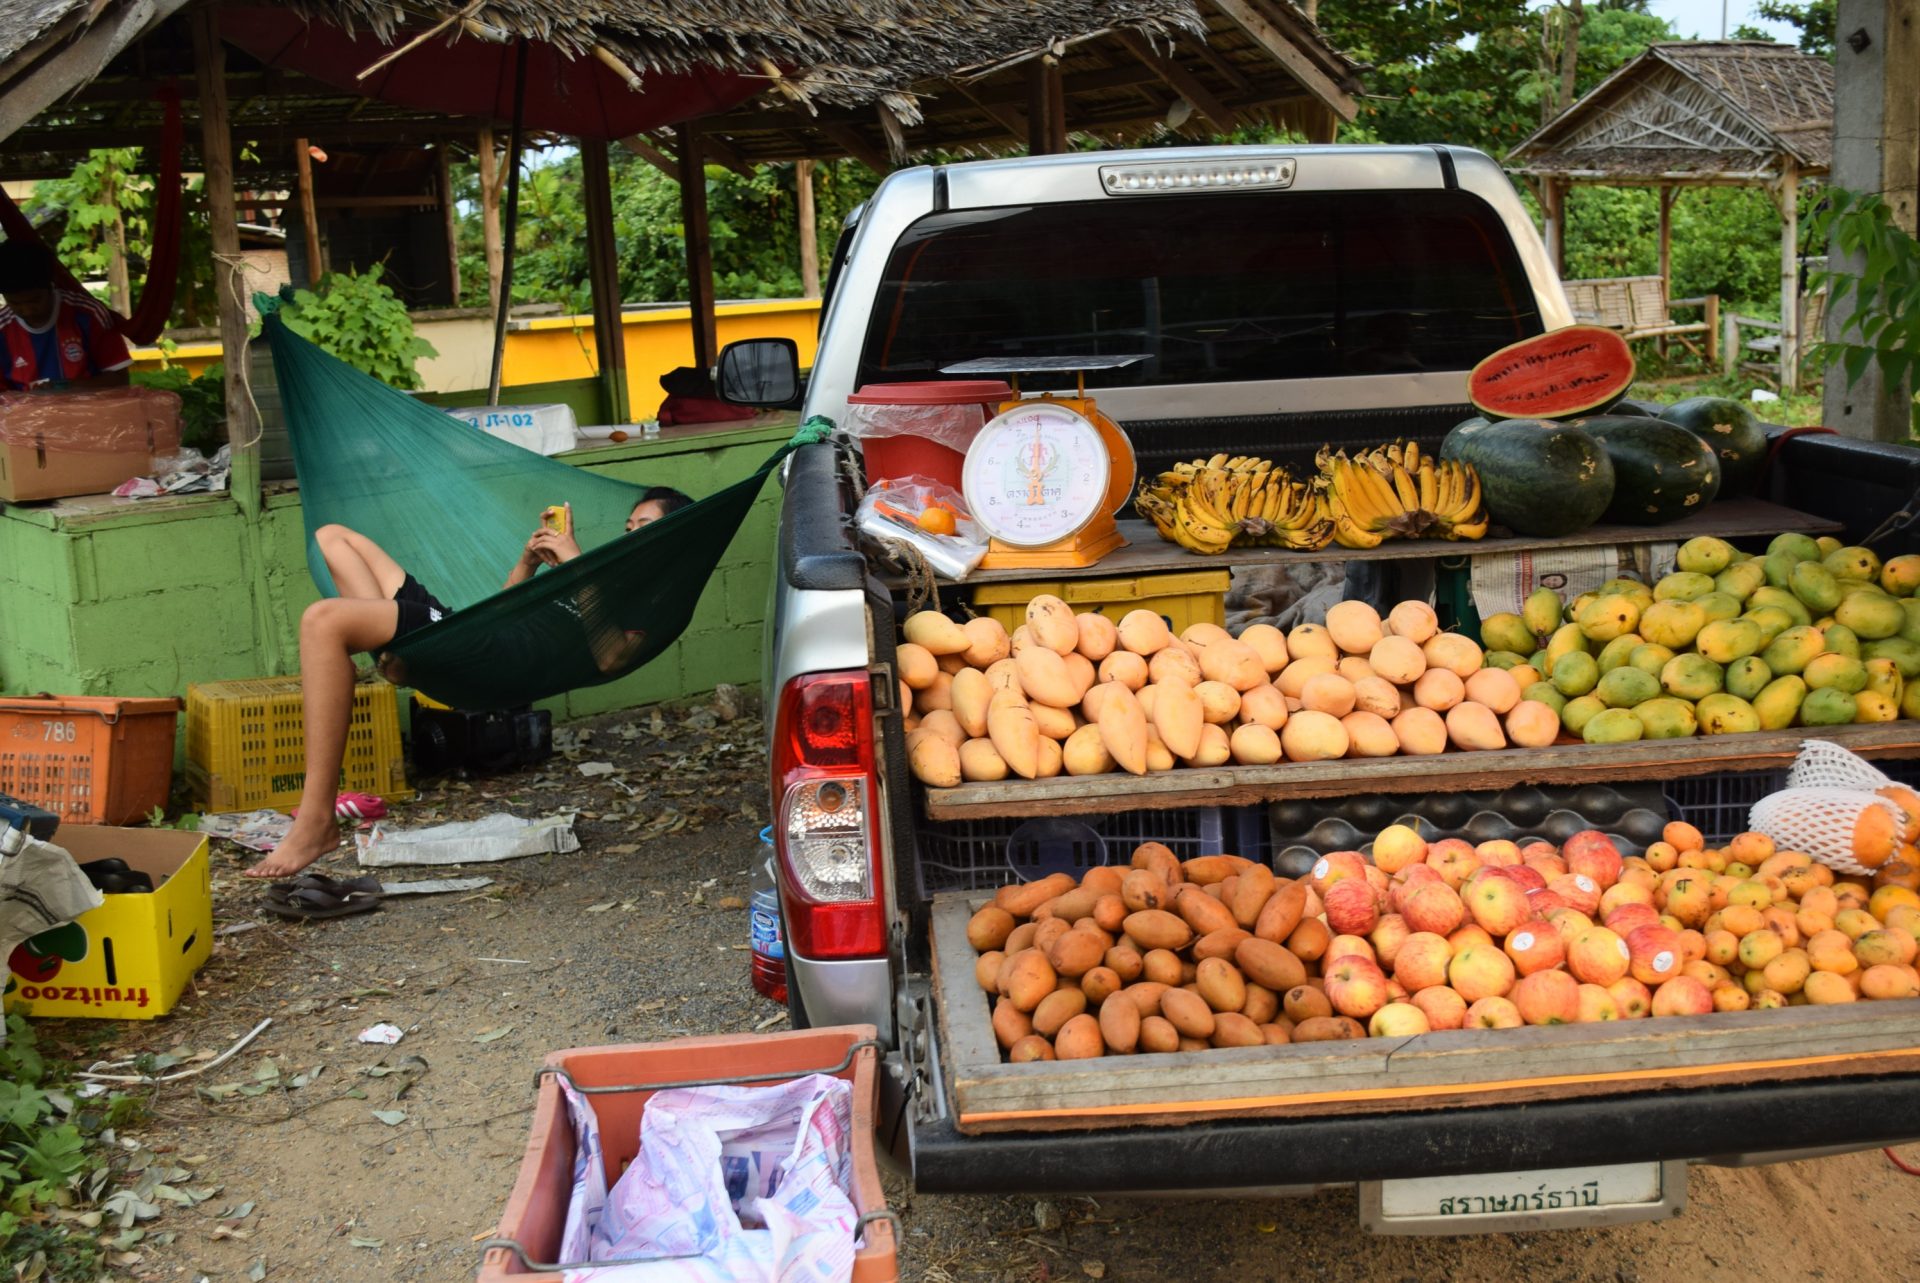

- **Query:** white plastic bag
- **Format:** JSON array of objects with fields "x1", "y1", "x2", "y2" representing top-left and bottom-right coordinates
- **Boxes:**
[
  {"x1": 1786, "y1": 738, "x2": 1896, "y2": 792},
  {"x1": 1747, "y1": 786, "x2": 1902, "y2": 876},
  {"x1": 845, "y1": 401, "x2": 984, "y2": 454},
  {"x1": 558, "y1": 1073, "x2": 860, "y2": 1282},
  {"x1": 856, "y1": 474, "x2": 988, "y2": 580}
]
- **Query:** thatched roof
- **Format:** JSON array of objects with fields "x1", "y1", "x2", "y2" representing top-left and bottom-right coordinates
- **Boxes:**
[{"x1": 1509, "y1": 41, "x2": 1833, "y2": 183}]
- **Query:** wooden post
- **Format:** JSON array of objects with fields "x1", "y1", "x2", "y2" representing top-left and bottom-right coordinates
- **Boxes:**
[
  {"x1": 1657, "y1": 184, "x2": 1674, "y2": 359},
  {"x1": 487, "y1": 41, "x2": 528, "y2": 406},
  {"x1": 103, "y1": 154, "x2": 130, "y2": 316},
  {"x1": 1027, "y1": 60, "x2": 1051, "y2": 155},
  {"x1": 1046, "y1": 56, "x2": 1068, "y2": 154},
  {"x1": 796, "y1": 158, "x2": 820, "y2": 299},
  {"x1": 190, "y1": 11, "x2": 258, "y2": 516},
  {"x1": 1777, "y1": 160, "x2": 1800, "y2": 393},
  {"x1": 478, "y1": 127, "x2": 503, "y2": 315},
  {"x1": 1704, "y1": 292, "x2": 1720, "y2": 369},
  {"x1": 293, "y1": 137, "x2": 322, "y2": 286},
  {"x1": 676, "y1": 122, "x2": 717, "y2": 371},
  {"x1": 1542, "y1": 179, "x2": 1566, "y2": 277},
  {"x1": 580, "y1": 138, "x2": 630, "y2": 424},
  {"x1": 436, "y1": 145, "x2": 461, "y2": 303}
]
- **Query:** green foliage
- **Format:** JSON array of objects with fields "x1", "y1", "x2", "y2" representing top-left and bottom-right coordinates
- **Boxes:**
[
  {"x1": 0, "y1": 1014, "x2": 117, "y2": 1276},
  {"x1": 1807, "y1": 188, "x2": 1920, "y2": 390},
  {"x1": 1562, "y1": 186, "x2": 1784, "y2": 309},
  {"x1": 130, "y1": 361, "x2": 227, "y2": 453},
  {"x1": 280, "y1": 264, "x2": 438, "y2": 389},
  {"x1": 1740, "y1": 1, "x2": 1835, "y2": 54},
  {"x1": 1630, "y1": 374, "x2": 1824, "y2": 427}
]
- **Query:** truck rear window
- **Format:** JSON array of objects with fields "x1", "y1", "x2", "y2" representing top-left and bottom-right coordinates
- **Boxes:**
[{"x1": 857, "y1": 190, "x2": 1545, "y2": 388}]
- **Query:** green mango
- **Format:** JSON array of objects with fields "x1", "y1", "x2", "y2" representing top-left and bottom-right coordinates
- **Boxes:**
[
  {"x1": 1483, "y1": 649, "x2": 1527, "y2": 670},
  {"x1": 1479, "y1": 612, "x2": 1534, "y2": 655},
  {"x1": 1633, "y1": 696, "x2": 1699, "y2": 739},
  {"x1": 1629, "y1": 643, "x2": 1677, "y2": 676},
  {"x1": 1676, "y1": 536, "x2": 1737, "y2": 576},
  {"x1": 1804, "y1": 653, "x2": 1868, "y2": 694},
  {"x1": 1546, "y1": 623, "x2": 1590, "y2": 668},
  {"x1": 1523, "y1": 588, "x2": 1565, "y2": 640},
  {"x1": 1551, "y1": 650, "x2": 1600, "y2": 698},
  {"x1": 1863, "y1": 637, "x2": 1920, "y2": 678},
  {"x1": 1595, "y1": 633, "x2": 1645, "y2": 674},
  {"x1": 1788, "y1": 560, "x2": 1842, "y2": 615},
  {"x1": 1583, "y1": 707, "x2": 1646, "y2": 744},
  {"x1": 1816, "y1": 536, "x2": 1844, "y2": 557},
  {"x1": 1578, "y1": 594, "x2": 1642, "y2": 643},
  {"x1": 1823, "y1": 545, "x2": 1882, "y2": 583},
  {"x1": 1741, "y1": 606, "x2": 1795, "y2": 647},
  {"x1": 1760, "y1": 625, "x2": 1826, "y2": 676},
  {"x1": 1523, "y1": 681, "x2": 1568, "y2": 715},
  {"x1": 1834, "y1": 591, "x2": 1905, "y2": 641},
  {"x1": 1601, "y1": 577, "x2": 1655, "y2": 605},
  {"x1": 1823, "y1": 623, "x2": 1862, "y2": 659},
  {"x1": 1661, "y1": 653, "x2": 1726, "y2": 702},
  {"x1": 1753, "y1": 675, "x2": 1808, "y2": 730},
  {"x1": 1767, "y1": 532, "x2": 1822, "y2": 563},
  {"x1": 1897, "y1": 599, "x2": 1920, "y2": 645},
  {"x1": 1763, "y1": 552, "x2": 1801, "y2": 590},
  {"x1": 1568, "y1": 592, "x2": 1599, "y2": 625},
  {"x1": 1696, "y1": 618, "x2": 1764, "y2": 664},
  {"x1": 1596, "y1": 666, "x2": 1661, "y2": 709},
  {"x1": 1746, "y1": 587, "x2": 1812, "y2": 627},
  {"x1": 1723, "y1": 655, "x2": 1773, "y2": 702},
  {"x1": 1799, "y1": 686, "x2": 1858, "y2": 727},
  {"x1": 1903, "y1": 677, "x2": 1920, "y2": 720},
  {"x1": 1714, "y1": 560, "x2": 1767, "y2": 601},
  {"x1": 1695, "y1": 693, "x2": 1761, "y2": 735},
  {"x1": 1529, "y1": 648, "x2": 1551, "y2": 670},
  {"x1": 1560, "y1": 694, "x2": 1607, "y2": 736},
  {"x1": 1694, "y1": 591, "x2": 1745, "y2": 624}
]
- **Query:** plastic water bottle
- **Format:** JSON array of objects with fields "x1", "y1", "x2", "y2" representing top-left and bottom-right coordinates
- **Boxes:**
[{"x1": 750, "y1": 826, "x2": 788, "y2": 1004}]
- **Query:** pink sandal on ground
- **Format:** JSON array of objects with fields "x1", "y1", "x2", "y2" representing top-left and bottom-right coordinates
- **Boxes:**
[{"x1": 291, "y1": 792, "x2": 389, "y2": 822}]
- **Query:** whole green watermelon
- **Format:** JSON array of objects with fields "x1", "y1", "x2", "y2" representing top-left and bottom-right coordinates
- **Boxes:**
[
  {"x1": 1583, "y1": 416, "x2": 1722, "y2": 525},
  {"x1": 1440, "y1": 417, "x2": 1615, "y2": 537},
  {"x1": 1659, "y1": 396, "x2": 1766, "y2": 496}
]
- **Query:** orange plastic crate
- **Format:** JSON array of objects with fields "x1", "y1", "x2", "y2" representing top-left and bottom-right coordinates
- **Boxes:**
[
  {"x1": 480, "y1": 1025, "x2": 896, "y2": 1283},
  {"x1": 0, "y1": 695, "x2": 181, "y2": 825}
]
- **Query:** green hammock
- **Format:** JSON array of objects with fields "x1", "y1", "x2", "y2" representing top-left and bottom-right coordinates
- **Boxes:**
[{"x1": 261, "y1": 300, "x2": 819, "y2": 711}]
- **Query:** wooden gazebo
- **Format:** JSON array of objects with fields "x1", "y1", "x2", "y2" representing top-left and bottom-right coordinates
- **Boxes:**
[{"x1": 1507, "y1": 41, "x2": 1833, "y2": 390}]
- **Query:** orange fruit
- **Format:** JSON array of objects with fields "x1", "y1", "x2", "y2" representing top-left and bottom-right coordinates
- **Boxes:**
[{"x1": 916, "y1": 507, "x2": 958, "y2": 536}]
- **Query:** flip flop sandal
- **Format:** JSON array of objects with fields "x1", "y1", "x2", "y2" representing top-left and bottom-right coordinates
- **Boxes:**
[
  {"x1": 274, "y1": 872, "x2": 384, "y2": 898},
  {"x1": 262, "y1": 884, "x2": 383, "y2": 921},
  {"x1": 290, "y1": 793, "x2": 389, "y2": 822}
]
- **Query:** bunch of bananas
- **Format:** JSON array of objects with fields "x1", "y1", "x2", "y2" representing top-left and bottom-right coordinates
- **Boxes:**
[
  {"x1": 1135, "y1": 454, "x2": 1334, "y2": 555},
  {"x1": 1315, "y1": 441, "x2": 1489, "y2": 549}
]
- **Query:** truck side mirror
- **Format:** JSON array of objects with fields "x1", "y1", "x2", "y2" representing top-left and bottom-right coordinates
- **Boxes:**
[{"x1": 715, "y1": 338, "x2": 800, "y2": 408}]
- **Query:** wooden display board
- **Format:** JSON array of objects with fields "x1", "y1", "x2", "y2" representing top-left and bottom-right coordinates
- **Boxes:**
[
  {"x1": 922, "y1": 723, "x2": 1920, "y2": 823},
  {"x1": 930, "y1": 895, "x2": 1920, "y2": 1135}
]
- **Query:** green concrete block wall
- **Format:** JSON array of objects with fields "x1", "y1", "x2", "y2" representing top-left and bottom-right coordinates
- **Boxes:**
[{"x1": 0, "y1": 420, "x2": 789, "y2": 750}]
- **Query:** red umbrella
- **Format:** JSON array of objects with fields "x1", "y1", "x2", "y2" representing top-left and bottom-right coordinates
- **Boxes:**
[{"x1": 218, "y1": 6, "x2": 766, "y2": 139}]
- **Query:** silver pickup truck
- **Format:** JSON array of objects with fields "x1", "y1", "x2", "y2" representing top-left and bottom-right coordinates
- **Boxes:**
[{"x1": 720, "y1": 144, "x2": 1920, "y2": 1231}]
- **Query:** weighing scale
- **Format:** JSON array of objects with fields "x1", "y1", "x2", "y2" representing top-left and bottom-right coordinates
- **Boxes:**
[{"x1": 942, "y1": 356, "x2": 1144, "y2": 570}]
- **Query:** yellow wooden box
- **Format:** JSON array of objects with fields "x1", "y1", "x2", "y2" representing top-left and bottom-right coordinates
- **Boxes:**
[
  {"x1": 971, "y1": 569, "x2": 1230, "y2": 636},
  {"x1": 3, "y1": 826, "x2": 212, "y2": 1020},
  {"x1": 185, "y1": 675, "x2": 412, "y2": 812}
]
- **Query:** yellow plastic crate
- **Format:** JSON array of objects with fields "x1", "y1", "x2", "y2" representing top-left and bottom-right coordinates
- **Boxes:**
[
  {"x1": 184, "y1": 676, "x2": 412, "y2": 812},
  {"x1": 971, "y1": 569, "x2": 1230, "y2": 636}
]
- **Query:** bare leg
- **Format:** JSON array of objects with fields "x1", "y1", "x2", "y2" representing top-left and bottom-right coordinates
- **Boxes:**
[
  {"x1": 246, "y1": 598, "x2": 400, "y2": 878},
  {"x1": 314, "y1": 524, "x2": 409, "y2": 601}
]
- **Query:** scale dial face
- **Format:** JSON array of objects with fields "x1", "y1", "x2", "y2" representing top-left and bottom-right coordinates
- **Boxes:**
[{"x1": 963, "y1": 402, "x2": 1112, "y2": 548}]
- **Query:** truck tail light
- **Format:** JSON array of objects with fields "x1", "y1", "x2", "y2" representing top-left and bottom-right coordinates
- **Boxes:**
[{"x1": 772, "y1": 671, "x2": 885, "y2": 959}]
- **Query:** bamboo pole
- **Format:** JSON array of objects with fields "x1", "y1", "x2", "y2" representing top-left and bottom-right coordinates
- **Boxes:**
[
  {"x1": 190, "y1": 10, "x2": 257, "y2": 516},
  {"x1": 293, "y1": 137, "x2": 322, "y2": 285},
  {"x1": 796, "y1": 158, "x2": 820, "y2": 299},
  {"x1": 1777, "y1": 158, "x2": 1800, "y2": 394},
  {"x1": 676, "y1": 122, "x2": 717, "y2": 370},
  {"x1": 581, "y1": 137, "x2": 629, "y2": 423},
  {"x1": 487, "y1": 41, "x2": 528, "y2": 406},
  {"x1": 436, "y1": 145, "x2": 460, "y2": 303},
  {"x1": 1657, "y1": 184, "x2": 1674, "y2": 358},
  {"x1": 478, "y1": 126, "x2": 503, "y2": 315}
]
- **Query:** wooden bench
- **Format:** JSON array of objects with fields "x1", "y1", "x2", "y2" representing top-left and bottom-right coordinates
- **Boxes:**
[
  {"x1": 1562, "y1": 274, "x2": 1720, "y2": 366},
  {"x1": 1723, "y1": 286, "x2": 1828, "y2": 391}
]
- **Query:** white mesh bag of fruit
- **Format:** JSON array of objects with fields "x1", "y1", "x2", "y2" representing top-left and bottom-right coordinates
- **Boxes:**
[
  {"x1": 1747, "y1": 786, "x2": 1903, "y2": 877},
  {"x1": 1787, "y1": 738, "x2": 1896, "y2": 791}
]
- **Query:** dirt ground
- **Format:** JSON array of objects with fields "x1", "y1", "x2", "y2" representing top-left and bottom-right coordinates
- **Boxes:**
[{"x1": 43, "y1": 697, "x2": 1920, "y2": 1283}]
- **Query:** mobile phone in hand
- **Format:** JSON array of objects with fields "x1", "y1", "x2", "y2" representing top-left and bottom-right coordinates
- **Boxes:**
[{"x1": 541, "y1": 504, "x2": 572, "y2": 536}]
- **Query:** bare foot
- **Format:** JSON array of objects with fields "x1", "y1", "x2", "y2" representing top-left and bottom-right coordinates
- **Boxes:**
[{"x1": 244, "y1": 827, "x2": 342, "y2": 879}]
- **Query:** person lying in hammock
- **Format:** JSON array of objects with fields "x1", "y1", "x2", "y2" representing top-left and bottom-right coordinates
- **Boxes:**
[{"x1": 246, "y1": 486, "x2": 695, "y2": 879}]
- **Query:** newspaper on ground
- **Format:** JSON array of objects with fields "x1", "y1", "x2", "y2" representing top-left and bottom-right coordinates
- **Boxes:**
[
  {"x1": 355, "y1": 813, "x2": 578, "y2": 867},
  {"x1": 198, "y1": 810, "x2": 294, "y2": 853}
]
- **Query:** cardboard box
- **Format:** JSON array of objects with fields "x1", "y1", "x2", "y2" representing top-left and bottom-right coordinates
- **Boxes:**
[
  {"x1": 3, "y1": 826, "x2": 212, "y2": 1019},
  {"x1": 0, "y1": 390, "x2": 182, "y2": 502}
]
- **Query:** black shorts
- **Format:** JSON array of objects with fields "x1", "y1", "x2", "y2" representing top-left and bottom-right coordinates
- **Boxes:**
[{"x1": 391, "y1": 573, "x2": 452, "y2": 644}]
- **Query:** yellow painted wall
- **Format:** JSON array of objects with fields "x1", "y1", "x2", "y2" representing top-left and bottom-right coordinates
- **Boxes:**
[{"x1": 129, "y1": 299, "x2": 822, "y2": 419}]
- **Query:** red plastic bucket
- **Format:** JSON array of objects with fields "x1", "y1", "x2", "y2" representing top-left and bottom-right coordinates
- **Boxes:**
[{"x1": 847, "y1": 381, "x2": 1012, "y2": 490}]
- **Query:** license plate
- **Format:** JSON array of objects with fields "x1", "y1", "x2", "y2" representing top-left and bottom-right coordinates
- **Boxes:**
[{"x1": 1358, "y1": 1160, "x2": 1685, "y2": 1236}]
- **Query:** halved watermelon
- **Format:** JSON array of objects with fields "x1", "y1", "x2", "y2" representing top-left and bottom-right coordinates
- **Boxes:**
[{"x1": 1467, "y1": 326, "x2": 1637, "y2": 421}]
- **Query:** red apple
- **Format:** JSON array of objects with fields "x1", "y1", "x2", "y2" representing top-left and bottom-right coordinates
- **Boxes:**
[
  {"x1": 1463, "y1": 995, "x2": 1523, "y2": 1029},
  {"x1": 1448, "y1": 942, "x2": 1517, "y2": 1004},
  {"x1": 1545, "y1": 907, "x2": 1596, "y2": 948},
  {"x1": 1548, "y1": 872, "x2": 1603, "y2": 916},
  {"x1": 1511, "y1": 968, "x2": 1581, "y2": 1025},
  {"x1": 1575, "y1": 983, "x2": 1621, "y2": 1023},
  {"x1": 1526, "y1": 888, "x2": 1570, "y2": 918},
  {"x1": 1607, "y1": 976, "x2": 1653, "y2": 1019},
  {"x1": 1563, "y1": 830, "x2": 1624, "y2": 889},
  {"x1": 1626, "y1": 924, "x2": 1685, "y2": 987},
  {"x1": 1426, "y1": 839, "x2": 1482, "y2": 890},
  {"x1": 1604, "y1": 902, "x2": 1662, "y2": 936},
  {"x1": 1391, "y1": 931, "x2": 1455, "y2": 992},
  {"x1": 1411, "y1": 985, "x2": 1468, "y2": 1031},
  {"x1": 1324, "y1": 933, "x2": 1376, "y2": 966},
  {"x1": 1372, "y1": 824, "x2": 1429, "y2": 875},
  {"x1": 1310, "y1": 850, "x2": 1369, "y2": 895},
  {"x1": 1650, "y1": 975, "x2": 1714, "y2": 1017},
  {"x1": 1323, "y1": 879, "x2": 1380, "y2": 936},
  {"x1": 1524, "y1": 850, "x2": 1569, "y2": 881},
  {"x1": 1503, "y1": 923, "x2": 1567, "y2": 976},
  {"x1": 1369, "y1": 1001, "x2": 1432, "y2": 1037},
  {"x1": 1368, "y1": 914, "x2": 1410, "y2": 968},
  {"x1": 1599, "y1": 881, "x2": 1655, "y2": 919},
  {"x1": 1402, "y1": 882, "x2": 1466, "y2": 936},
  {"x1": 1447, "y1": 923, "x2": 1495, "y2": 953},
  {"x1": 1466, "y1": 875, "x2": 1532, "y2": 938},
  {"x1": 1567, "y1": 926, "x2": 1632, "y2": 986},
  {"x1": 1323, "y1": 956, "x2": 1391, "y2": 1020},
  {"x1": 1502, "y1": 863, "x2": 1549, "y2": 893},
  {"x1": 1474, "y1": 839, "x2": 1522, "y2": 867}
]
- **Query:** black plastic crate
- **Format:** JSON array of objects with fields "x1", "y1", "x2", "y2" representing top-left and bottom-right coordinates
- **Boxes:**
[
  {"x1": 914, "y1": 804, "x2": 1268, "y2": 898},
  {"x1": 1664, "y1": 759, "x2": 1920, "y2": 846}
]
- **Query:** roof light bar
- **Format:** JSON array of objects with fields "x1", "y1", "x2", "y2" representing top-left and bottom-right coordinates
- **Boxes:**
[{"x1": 1099, "y1": 158, "x2": 1297, "y2": 195}]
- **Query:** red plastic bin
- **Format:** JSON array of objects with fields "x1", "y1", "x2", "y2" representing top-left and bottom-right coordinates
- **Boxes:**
[
  {"x1": 479, "y1": 1024, "x2": 896, "y2": 1283},
  {"x1": 848, "y1": 380, "x2": 1011, "y2": 491},
  {"x1": 0, "y1": 694, "x2": 182, "y2": 825}
]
